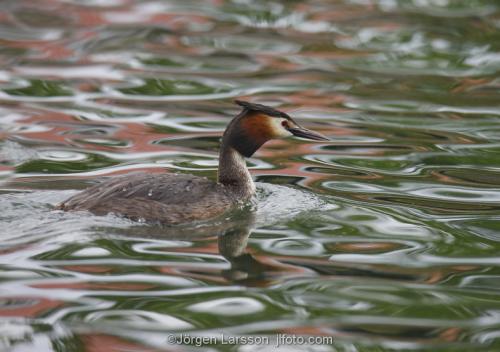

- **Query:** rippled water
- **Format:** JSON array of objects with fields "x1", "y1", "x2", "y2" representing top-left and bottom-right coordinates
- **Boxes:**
[{"x1": 1, "y1": 0, "x2": 500, "y2": 351}]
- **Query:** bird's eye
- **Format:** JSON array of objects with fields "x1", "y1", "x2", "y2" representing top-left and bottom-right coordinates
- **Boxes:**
[{"x1": 281, "y1": 120, "x2": 289, "y2": 129}]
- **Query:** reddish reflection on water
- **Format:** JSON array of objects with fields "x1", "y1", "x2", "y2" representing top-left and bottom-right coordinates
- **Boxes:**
[{"x1": 2, "y1": 0, "x2": 500, "y2": 351}]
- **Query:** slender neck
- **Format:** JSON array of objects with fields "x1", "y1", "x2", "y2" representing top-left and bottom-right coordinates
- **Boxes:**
[{"x1": 217, "y1": 144, "x2": 255, "y2": 200}]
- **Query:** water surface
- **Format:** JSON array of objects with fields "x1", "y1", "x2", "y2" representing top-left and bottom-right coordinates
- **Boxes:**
[{"x1": 1, "y1": 0, "x2": 500, "y2": 351}]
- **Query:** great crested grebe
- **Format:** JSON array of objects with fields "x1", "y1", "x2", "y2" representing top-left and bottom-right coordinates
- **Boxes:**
[{"x1": 57, "y1": 100, "x2": 328, "y2": 225}]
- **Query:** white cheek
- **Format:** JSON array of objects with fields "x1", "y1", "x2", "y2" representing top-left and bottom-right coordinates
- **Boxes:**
[{"x1": 269, "y1": 118, "x2": 293, "y2": 138}]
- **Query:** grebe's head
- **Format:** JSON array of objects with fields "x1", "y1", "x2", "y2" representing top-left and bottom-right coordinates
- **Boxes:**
[{"x1": 223, "y1": 100, "x2": 329, "y2": 157}]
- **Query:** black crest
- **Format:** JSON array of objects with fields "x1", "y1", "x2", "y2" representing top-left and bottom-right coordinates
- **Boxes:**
[{"x1": 235, "y1": 100, "x2": 291, "y2": 119}]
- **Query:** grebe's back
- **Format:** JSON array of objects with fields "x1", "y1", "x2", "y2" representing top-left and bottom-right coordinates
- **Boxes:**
[{"x1": 57, "y1": 173, "x2": 235, "y2": 224}]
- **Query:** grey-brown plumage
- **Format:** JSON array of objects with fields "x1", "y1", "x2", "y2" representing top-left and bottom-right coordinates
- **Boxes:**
[
  {"x1": 57, "y1": 173, "x2": 237, "y2": 225},
  {"x1": 57, "y1": 100, "x2": 328, "y2": 225}
]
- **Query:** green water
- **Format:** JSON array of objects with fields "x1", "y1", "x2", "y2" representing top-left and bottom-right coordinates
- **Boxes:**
[{"x1": 1, "y1": 1, "x2": 500, "y2": 351}]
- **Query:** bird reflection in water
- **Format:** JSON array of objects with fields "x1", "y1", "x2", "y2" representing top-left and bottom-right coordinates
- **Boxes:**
[{"x1": 112, "y1": 209, "x2": 281, "y2": 284}]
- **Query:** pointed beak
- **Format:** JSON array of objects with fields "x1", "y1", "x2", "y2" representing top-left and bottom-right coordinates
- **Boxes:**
[{"x1": 288, "y1": 126, "x2": 330, "y2": 141}]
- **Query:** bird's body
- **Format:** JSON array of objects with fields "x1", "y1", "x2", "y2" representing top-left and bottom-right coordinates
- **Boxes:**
[
  {"x1": 57, "y1": 100, "x2": 328, "y2": 225},
  {"x1": 58, "y1": 173, "x2": 236, "y2": 224}
]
